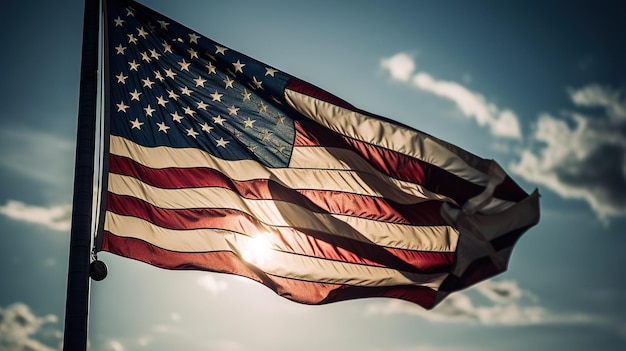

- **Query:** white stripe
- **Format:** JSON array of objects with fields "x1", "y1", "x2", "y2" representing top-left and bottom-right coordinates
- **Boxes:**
[
  {"x1": 110, "y1": 135, "x2": 452, "y2": 205},
  {"x1": 104, "y1": 212, "x2": 448, "y2": 289},
  {"x1": 284, "y1": 89, "x2": 491, "y2": 186},
  {"x1": 108, "y1": 173, "x2": 458, "y2": 252},
  {"x1": 289, "y1": 146, "x2": 452, "y2": 202},
  {"x1": 292, "y1": 147, "x2": 515, "y2": 215}
]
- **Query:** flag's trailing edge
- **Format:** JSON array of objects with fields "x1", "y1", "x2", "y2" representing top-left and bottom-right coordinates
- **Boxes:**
[{"x1": 98, "y1": 0, "x2": 539, "y2": 309}]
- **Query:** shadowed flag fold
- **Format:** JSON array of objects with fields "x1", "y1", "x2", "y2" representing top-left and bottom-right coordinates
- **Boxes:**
[{"x1": 98, "y1": 0, "x2": 540, "y2": 309}]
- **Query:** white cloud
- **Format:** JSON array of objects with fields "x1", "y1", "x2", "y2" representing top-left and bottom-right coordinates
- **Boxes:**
[
  {"x1": 0, "y1": 200, "x2": 71, "y2": 231},
  {"x1": 474, "y1": 279, "x2": 527, "y2": 303},
  {"x1": 568, "y1": 84, "x2": 626, "y2": 122},
  {"x1": 108, "y1": 340, "x2": 125, "y2": 351},
  {"x1": 197, "y1": 275, "x2": 228, "y2": 294},
  {"x1": 170, "y1": 312, "x2": 181, "y2": 323},
  {"x1": 412, "y1": 72, "x2": 521, "y2": 139},
  {"x1": 510, "y1": 84, "x2": 626, "y2": 221},
  {"x1": 380, "y1": 52, "x2": 626, "y2": 220},
  {"x1": 366, "y1": 294, "x2": 548, "y2": 326},
  {"x1": 0, "y1": 302, "x2": 60, "y2": 351},
  {"x1": 380, "y1": 52, "x2": 415, "y2": 82},
  {"x1": 205, "y1": 339, "x2": 243, "y2": 351},
  {"x1": 136, "y1": 336, "x2": 151, "y2": 347},
  {"x1": 365, "y1": 280, "x2": 600, "y2": 326},
  {"x1": 0, "y1": 128, "x2": 73, "y2": 185},
  {"x1": 381, "y1": 52, "x2": 522, "y2": 139}
]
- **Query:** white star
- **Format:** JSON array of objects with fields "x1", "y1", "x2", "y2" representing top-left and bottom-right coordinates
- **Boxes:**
[
  {"x1": 193, "y1": 76, "x2": 207, "y2": 87},
  {"x1": 258, "y1": 102, "x2": 267, "y2": 113},
  {"x1": 223, "y1": 76, "x2": 234, "y2": 89},
  {"x1": 129, "y1": 89, "x2": 142, "y2": 101},
  {"x1": 243, "y1": 117, "x2": 256, "y2": 128},
  {"x1": 262, "y1": 130, "x2": 272, "y2": 141},
  {"x1": 140, "y1": 52, "x2": 151, "y2": 62},
  {"x1": 178, "y1": 59, "x2": 191, "y2": 72},
  {"x1": 197, "y1": 101, "x2": 208, "y2": 110},
  {"x1": 114, "y1": 16, "x2": 125, "y2": 27},
  {"x1": 170, "y1": 111, "x2": 184, "y2": 123},
  {"x1": 116, "y1": 72, "x2": 128, "y2": 84},
  {"x1": 265, "y1": 67, "x2": 278, "y2": 77},
  {"x1": 206, "y1": 62, "x2": 216, "y2": 74},
  {"x1": 154, "y1": 71, "x2": 165, "y2": 82},
  {"x1": 142, "y1": 77, "x2": 155, "y2": 89},
  {"x1": 200, "y1": 122, "x2": 213, "y2": 133},
  {"x1": 189, "y1": 33, "x2": 201, "y2": 44},
  {"x1": 188, "y1": 48, "x2": 198, "y2": 59},
  {"x1": 164, "y1": 68, "x2": 177, "y2": 79},
  {"x1": 116, "y1": 101, "x2": 129, "y2": 112},
  {"x1": 157, "y1": 121, "x2": 170, "y2": 133},
  {"x1": 227, "y1": 105, "x2": 239, "y2": 116},
  {"x1": 232, "y1": 60, "x2": 245, "y2": 73},
  {"x1": 215, "y1": 45, "x2": 227, "y2": 55},
  {"x1": 167, "y1": 90, "x2": 180, "y2": 100},
  {"x1": 156, "y1": 96, "x2": 168, "y2": 107},
  {"x1": 127, "y1": 33, "x2": 138, "y2": 44},
  {"x1": 128, "y1": 60, "x2": 140, "y2": 71},
  {"x1": 251, "y1": 76, "x2": 263, "y2": 89},
  {"x1": 216, "y1": 137, "x2": 229, "y2": 148},
  {"x1": 210, "y1": 91, "x2": 223, "y2": 102},
  {"x1": 149, "y1": 49, "x2": 161, "y2": 60},
  {"x1": 126, "y1": 7, "x2": 135, "y2": 16},
  {"x1": 137, "y1": 27, "x2": 148, "y2": 39},
  {"x1": 162, "y1": 41, "x2": 172, "y2": 53},
  {"x1": 144, "y1": 104, "x2": 156, "y2": 117},
  {"x1": 186, "y1": 128, "x2": 199, "y2": 138},
  {"x1": 180, "y1": 86, "x2": 193, "y2": 96},
  {"x1": 213, "y1": 115, "x2": 226, "y2": 125},
  {"x1": 248, "y1": 144, "x2": 257, "y2": 153},
  {"x1": 241, "y1": 89, "x2": 251, "y2": 101},
  {"x1": 158, "y1": 20, "x2": 169, "y2": 29},
  {"x1": 276, "y1": 115, "x2": 286, "y2": 124},
  {"x1": 183, "y1": 106, "x2": 196, "y2": 116},
  {"x1": 115, "y1": 44, "x2": 127, "y2": 55},
  {"x1": 130, "y1": 118, "x2": 143, "y2": 130}
]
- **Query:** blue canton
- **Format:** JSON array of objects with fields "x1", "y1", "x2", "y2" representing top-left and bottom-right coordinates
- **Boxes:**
[{"x1": 107, "y1": 0, "x2": 295, "y2": 167}]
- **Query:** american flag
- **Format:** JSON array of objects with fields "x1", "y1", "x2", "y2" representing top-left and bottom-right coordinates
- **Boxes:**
[{"x1": 99, "y1": 0, "x2": 539, "y2": 308}]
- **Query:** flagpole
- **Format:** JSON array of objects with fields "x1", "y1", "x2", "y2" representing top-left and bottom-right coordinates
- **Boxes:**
[{"x1": 63, "y1": 0, "x2": 100, "y2": 349}]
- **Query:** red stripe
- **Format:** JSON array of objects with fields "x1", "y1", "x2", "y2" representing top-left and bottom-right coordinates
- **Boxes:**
[
  {"x1": 106, "y1": 193, "x2": 455, "y2": 273},
  {"x1": 287, "y1": 78, "x2": 355, "y2": 110},
  {"x1": 101, "y1": 232, "x2": 437, "y2": 308},
  {"x1": 109, "y1": 154, "x2": 449, "y2": 225},
  {"x1": 288, "y1": 81, "x2": 528, "y2": 203},
  {"x1": 294, "y1": 119, "x2": 477, "y2": 202}
]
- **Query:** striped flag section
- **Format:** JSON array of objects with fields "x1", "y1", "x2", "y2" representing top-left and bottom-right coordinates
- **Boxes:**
[{"x1": 99, "y1": 0, "x2": 539, "y2": 309}]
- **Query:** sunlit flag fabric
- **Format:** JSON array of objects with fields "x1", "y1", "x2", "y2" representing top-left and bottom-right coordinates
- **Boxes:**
[{"x1": 98, "y1": 0, "x2": 540, "y2": 309}]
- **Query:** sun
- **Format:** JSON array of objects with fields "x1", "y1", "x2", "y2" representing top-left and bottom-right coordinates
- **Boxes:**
[{"x1": 241, "y1": 234, "x2": 273, "y2": 266}]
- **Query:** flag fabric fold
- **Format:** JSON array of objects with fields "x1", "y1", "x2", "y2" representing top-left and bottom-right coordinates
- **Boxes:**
[{"x1": 98, "y1": 0, "x2": 539, "y2": 309}]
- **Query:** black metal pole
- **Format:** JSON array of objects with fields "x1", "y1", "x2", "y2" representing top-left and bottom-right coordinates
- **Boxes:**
[{"x1": 63, "y1": 0, "x2": 100, "y2": 349}]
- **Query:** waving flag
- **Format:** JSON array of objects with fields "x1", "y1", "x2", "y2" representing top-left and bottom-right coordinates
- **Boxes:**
[{"x1": 99, "y1": 0, "x2": 539, "y2": 309}]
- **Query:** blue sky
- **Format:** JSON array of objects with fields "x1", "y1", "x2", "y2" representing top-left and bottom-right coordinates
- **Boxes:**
[{"x1": 1, "y1": 0, "x2": 625, "y2": 350}]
